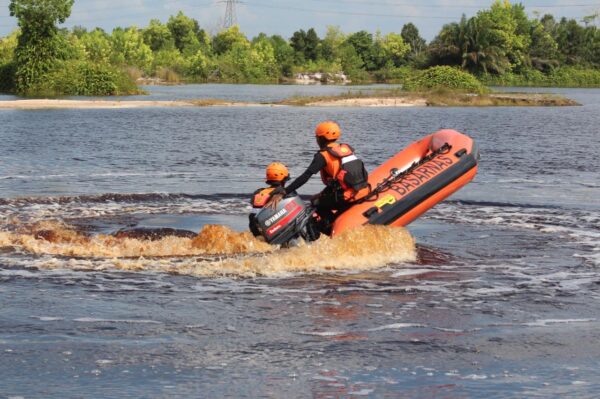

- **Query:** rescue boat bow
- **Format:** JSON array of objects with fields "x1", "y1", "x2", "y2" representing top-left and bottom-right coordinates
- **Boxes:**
[{"x1": 332, "y1": 129, "x2": 479, "y2": 235}]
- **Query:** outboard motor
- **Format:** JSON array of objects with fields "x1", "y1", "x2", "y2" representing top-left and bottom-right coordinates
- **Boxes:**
[{"x1": 255, "y1": 195, "x2": 320, "y2": 245}]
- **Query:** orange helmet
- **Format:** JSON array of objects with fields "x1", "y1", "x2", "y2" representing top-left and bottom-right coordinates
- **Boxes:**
[
  {"x1": 266, "y1": 162, "x2": 289, "y2": 183},
  {"x1": 315, "y1": 121, "x2": 341, "y2": 141}
]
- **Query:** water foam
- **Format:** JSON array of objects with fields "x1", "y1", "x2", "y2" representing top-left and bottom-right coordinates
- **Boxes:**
[
  {"x1": 0, "y1": 193, "x2": 250, "y2": 222},
  {"x1": 0, "y1": 221, "x2": 416, "y2": 278},
  {"x1": 0, "y1": 221, "x2": 272, "y2": 258},
  {"x1": 427, "y1": 201, "x2": 600, "y2": 266}
]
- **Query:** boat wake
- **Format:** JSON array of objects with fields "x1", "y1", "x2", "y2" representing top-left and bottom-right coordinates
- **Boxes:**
[{"x1": 0, "y1": 220, "x2": 416, "y2": 278}]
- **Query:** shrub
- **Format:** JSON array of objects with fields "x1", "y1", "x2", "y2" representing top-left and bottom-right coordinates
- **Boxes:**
[
  {"x1": 156, "y1": 67, "x2": 180, "y2": 83},
  {"x1": 211, "y1": 42, "x2": 279, "y2": 83},
  {"x1": 479, "y1": 67, "x2": 600, "y2": 88},
  {"x1": 403, "y1": 66, "x2": 486, "y2": 93},
  {"x1": 125, "y1": 66, "x2": 143, "y2": 81},
  {"x1": 549, "y1": 67, "x2": 600, "y2": 87},
  {"x1": 152, "y1": 48, "x2": 188, "y2": 73},
  {"x1": 0, "y1": 62, "x2": 16, "y2": 92},
  {"x1": 186, "y1": 50, "x2": 211, "y2": 81},
  {"x1": 30, "y1": 60, "x2": 140, "y2": 96},
  {"x1": 372, "y1": 65, "x2": 413, "y2": 83}
]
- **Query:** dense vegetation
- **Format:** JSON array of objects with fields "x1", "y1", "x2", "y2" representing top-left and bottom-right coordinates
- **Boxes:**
[
  {"x1": 0, "y1": 0, "x2": 598, "y2": 95},
  {"x1": 403, "y1": 66, "x2": 487, "y2": 93}
]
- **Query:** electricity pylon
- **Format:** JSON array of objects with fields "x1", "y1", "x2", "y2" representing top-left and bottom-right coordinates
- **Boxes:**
[{"x1": 223, "y1": 0, "x2": 238, "y2": 29}]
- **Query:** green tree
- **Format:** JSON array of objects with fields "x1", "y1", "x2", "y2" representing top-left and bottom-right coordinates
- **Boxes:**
[
  {"x1": 9, "y1": 0, "x2": 74, "y2": 93},
  {"x1": 260, "y1": 34, "x2": 293, "y2": 76},
  {"x1": 369, "y1": 31, "x2": 389, "y2": 70},
  {"x1": 196, "y1": 28, "x2": 211, "y2": 53},
  {"x1": 187, "y1": 49, "x2": 211, "y2": 79},
  {"x1": 143, "y1": 19, "x2": 174, "y2": 52},
  {"x1": 529, "y1": 19, "x2": 559, "y2": 71},
  {"x1": 321, "y1": 25, "x2": 345, "y2": 62},
  {"x1": 167, "y1": 11, "x2": 201, "y2": 55},
  {"x1": 80, "y1": 28, "x2": 112, "y2": 64},
  {"x1": 461, "y1": 13, "x2": 511, "y2": 74},
  {"x1": 401, "y1": 23, "x2": 426, "y2": 65},
  {"x1": 152, "y1": 48, "x2": 187, "y2": 73},
  {"x1": 251, "y1": 34, "x2": 282, "y2": 76},
  {"x1": 213, "y1": 25, "x2": 248, "y2": 55},
  {"x1": 591, "y1": 27, "x2": 600, "y2": 66},
  {"x1": 472, "y1": 0, "x2": 530, "y2": 71},
  {"x1": 381, "y1": 32, "x2": 410, "y2": 67},
  {"x1": 250, "y1": 39, "x2": 277, "y2": 76},
  {"x1": 0, "y1": 30, "x2": 19, "y2": 91},
  {"x1": 338, "y1": 42, "x2": 368, "y2": 80},
  {"x1": 427, "y1": 16, "x2": 468, "y2": 67},
  {"x1": 290, "y1": 28, "x2": 321, "y2": 62},
  {"x1": 428, "y1": 1, "x2": 531, "y2": 75},
  {"x1": 0, "y1": 30, "x2": 19, "y2": 64},
  {"x1": 345, "y1": 30, "x2": 374, "y2": 69},
  {"x1": 111, "y1": 27, "x2": 153, "y2": 70},
  {"x1": 290, "y1": 29, "x2": 307, "y2": 63},
  {"x1": 215, "y1": 40, "x2": 277, "y2": 82},
  {"x1": 304, "y1": 28, "x2": 320, "y2": 61},
  {"x1": 554, "y1": 17, "x2": 597, "y2": 66},
  {"x1": 506, "y1": 2, "x2": 532, "y2": 69}
]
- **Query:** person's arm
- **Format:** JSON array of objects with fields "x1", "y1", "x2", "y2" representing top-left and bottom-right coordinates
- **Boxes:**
[
  {"x1": 248, "y1": 214, "x2": 261, "y2": 237},
  {"x1": 284, "y1": 153, "x2": 326, "y2": 195}
]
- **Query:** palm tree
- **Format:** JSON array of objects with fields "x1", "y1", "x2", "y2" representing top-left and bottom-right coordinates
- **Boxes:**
[
  {"x1": 427, "y1": 15, "x2": 469, "y2": 66},
  {"x1": 461, "y1": 16, "x2": 510, "y2": 74}
]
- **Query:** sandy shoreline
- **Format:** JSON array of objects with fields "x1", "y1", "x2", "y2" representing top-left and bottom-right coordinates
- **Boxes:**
[
  {"x1": 0, "y1": 98, "x2": 429, "y2": 109},
  {"x1": 0, "y1": 99, "x2": 269, "y2": 110},
  {"x1": 305, "y1": 97, "x2": 427, "y2": 107},
  {"x1": 0, "y1": 99, "x2": 198, "y2": 109},
  {"x1": 0, "y1": 93, "x2": 578, "y2": 109}
]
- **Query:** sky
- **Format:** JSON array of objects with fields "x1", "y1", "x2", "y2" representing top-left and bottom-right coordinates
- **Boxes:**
[{"x1": 1, "y1": 0, "x2": 599, "y2": 41}]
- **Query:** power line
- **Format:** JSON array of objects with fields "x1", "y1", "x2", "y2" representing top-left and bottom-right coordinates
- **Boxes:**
[
  {"x1": 1, "y1": 0, "x2": 598, "y2": 20},
  {"x1": 1, "y1": 0, "x2": 598, "y2": 29},
  {"x1": 298, "y1": 0, "x2": 600, "y2": 8},
  {"x1": 241, "y1": 1, "x2": 600, "y2": 20},
  {"x1": 241, "y1": 1, "x2": 459, "y2": 19}
]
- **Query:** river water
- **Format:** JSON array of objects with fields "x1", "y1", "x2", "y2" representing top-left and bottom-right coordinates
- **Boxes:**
[{"x1": 1, "y1": 84, "x2": 599, "y2": 398}]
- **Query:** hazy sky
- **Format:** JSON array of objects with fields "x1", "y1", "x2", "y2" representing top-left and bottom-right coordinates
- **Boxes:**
[{"x1": 1, "y1": 0, "x2": 598, "y2": 41}]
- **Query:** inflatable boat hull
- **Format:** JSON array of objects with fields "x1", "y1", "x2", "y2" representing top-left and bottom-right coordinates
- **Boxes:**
[{"x1": 332, "y1": 129, "x2": 479, "y2": 236}]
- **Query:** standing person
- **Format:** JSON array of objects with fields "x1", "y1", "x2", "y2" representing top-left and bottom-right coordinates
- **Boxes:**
[{"x1": 268, "y1": 121, "x2": 369, "y2": 235}]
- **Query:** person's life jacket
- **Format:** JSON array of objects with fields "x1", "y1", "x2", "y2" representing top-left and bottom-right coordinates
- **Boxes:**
[
  {"x1": 319, "y1": 143, "x2": 369, "y2": 200},
  {"x1": 251, "y1": 187, "x2": 276, "y2": 209}
]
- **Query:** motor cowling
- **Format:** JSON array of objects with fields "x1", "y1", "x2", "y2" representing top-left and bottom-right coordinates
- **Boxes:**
[{"x1": 255, "y1": 195, "x2": 316, "y2": 245}]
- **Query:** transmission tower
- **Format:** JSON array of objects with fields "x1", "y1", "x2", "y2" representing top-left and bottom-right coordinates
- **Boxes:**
[{"x1": 223, "y1": 0, "x2": 238, "y2": 29}]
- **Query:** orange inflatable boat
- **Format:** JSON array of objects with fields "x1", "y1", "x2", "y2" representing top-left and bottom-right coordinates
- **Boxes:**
[{"x1": 332, "y1": 129, "x2": 479, "y2": 235}]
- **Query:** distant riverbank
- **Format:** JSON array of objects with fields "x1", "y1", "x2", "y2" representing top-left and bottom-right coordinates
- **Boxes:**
[
  {"x1": 0, "y1": 99, "x2": 275, "y2": 110},
  {"x1": 0, "y1": 91, "x2": 580, "y2": 110}
]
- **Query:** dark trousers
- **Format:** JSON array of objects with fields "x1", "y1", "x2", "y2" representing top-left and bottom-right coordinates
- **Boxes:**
[{"x1": 313, "y1": 186, "x2": 351, "y2": 234}]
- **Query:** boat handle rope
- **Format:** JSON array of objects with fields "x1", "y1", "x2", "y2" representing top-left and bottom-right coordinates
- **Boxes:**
[{"x1": 357, "y1": 142, "x2": 452, "y2": 204}]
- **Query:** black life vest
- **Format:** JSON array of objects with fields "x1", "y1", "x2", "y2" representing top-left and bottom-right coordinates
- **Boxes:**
[{"x1": 319, "y1": 143, "x2": 369, "y2": 193}]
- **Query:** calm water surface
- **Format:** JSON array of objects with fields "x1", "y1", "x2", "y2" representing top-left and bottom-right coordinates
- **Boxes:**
[{"x1": 1, "y1": 85, "x2": 599, "y2": 398}]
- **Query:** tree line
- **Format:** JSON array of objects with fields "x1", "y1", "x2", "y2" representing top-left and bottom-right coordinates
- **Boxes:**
[{"x1": 0, "y1": 0, "x2": 599, "y2": 95}]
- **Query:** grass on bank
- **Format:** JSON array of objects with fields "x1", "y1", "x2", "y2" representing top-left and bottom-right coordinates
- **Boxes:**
[
  {"x1": 279, "y1": 67, "x2": 579, "y2": 107},
  {"x1": 188, "y1": 98, "x2": 236, "y2": 106},
  {"x1": 278, "y1": 87, "x2": 579, "y2": 107},
  {"x1": 480, "y1": 67, "x2": 600, "y2": 88}
]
